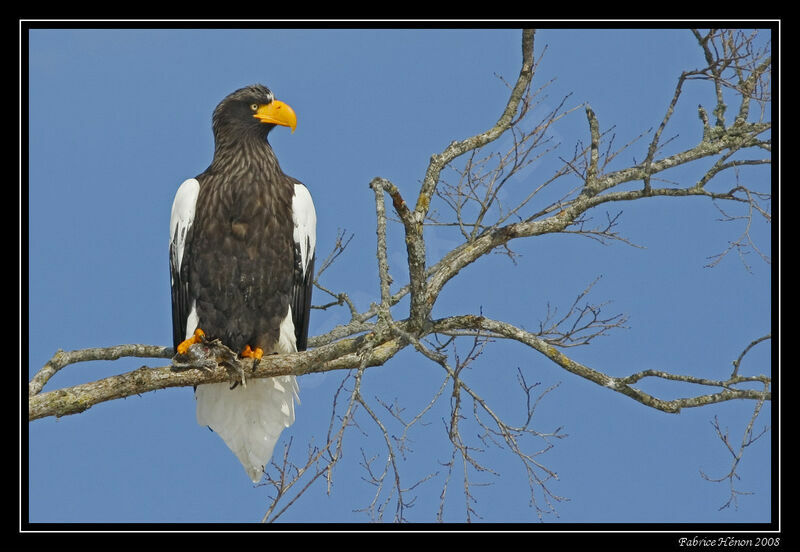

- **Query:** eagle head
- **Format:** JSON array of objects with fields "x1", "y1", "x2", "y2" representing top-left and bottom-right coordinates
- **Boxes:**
[{"x1": 212, "y1": 84, "x2": 297, "y2": 142}]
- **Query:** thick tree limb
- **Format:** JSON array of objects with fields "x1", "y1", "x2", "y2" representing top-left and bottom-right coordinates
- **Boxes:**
[
  {"x1": 28, "y1": 344, "x2": 172, "y2": 397},
  {"x1": 29, "y1": 333, "x2": 404, "y2": 421}
]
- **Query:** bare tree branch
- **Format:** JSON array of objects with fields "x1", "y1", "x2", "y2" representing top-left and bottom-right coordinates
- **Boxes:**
[
  {"x1": 431, "y1": 315, "x2": 770, "y2": 414},
  {"x1": 700, "y1": 395, "x2": 769, "y2": 511}
]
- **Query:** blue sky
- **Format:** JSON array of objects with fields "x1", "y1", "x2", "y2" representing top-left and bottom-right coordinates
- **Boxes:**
[{"x1": 25, "y1": 26, "x2": 774, "y2": 527}]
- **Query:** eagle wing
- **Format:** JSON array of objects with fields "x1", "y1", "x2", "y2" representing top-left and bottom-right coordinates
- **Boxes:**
[
  {"x1": 290, "y1": 181, "x2": 316, "y2": 352},
  {"x1": 169, "y1": 178, "x2": 200, "y2": 348}
]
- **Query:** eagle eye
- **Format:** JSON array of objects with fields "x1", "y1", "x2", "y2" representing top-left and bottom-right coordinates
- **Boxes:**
[{"x1": 250, "y1": 103, "x2": 259, "y2": 111}]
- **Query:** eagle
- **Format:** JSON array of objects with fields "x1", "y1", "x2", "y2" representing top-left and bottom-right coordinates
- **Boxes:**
[{"x1": 169, "y1": 84, "x2": 316, "y2": 482}]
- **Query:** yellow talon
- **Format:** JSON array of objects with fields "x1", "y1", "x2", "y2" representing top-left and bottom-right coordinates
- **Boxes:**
[
  {"x1": 241, "y1": 345, "x2": 264, "y2": 360},
  {"x1": 177, "y1": 328, "x2": 205, "y2": 355}
]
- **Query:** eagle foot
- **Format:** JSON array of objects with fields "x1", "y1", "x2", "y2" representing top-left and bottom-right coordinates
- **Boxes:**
[
  {"x1": 172, "y1": 330, "x2": 215, "y2": 372},
  {"x1": 241, "y1": 345, "x2": 264, "y2": 360},
  {"x1": 176, "y1": 328, "x2": 206, "y2": 355},
  {"x1": 173, "y1": 329, "x2": 219, "y2": 371},
  {"x1": 236, "y1": 345, "x2": 266, "y2": 386}
]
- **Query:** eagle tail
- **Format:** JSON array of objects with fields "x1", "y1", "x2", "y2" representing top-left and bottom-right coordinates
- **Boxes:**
[{"x1": 195, "y1": 375, "x2": 299, "y2": 482}]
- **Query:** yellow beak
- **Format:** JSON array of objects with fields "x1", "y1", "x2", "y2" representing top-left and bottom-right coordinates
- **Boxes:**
[{"x1": 253, "y1": 100, "x2": 297, "y2": 133}]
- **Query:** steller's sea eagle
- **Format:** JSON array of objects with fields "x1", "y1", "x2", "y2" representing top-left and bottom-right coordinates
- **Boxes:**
[{"x1": 169, "y1": 84, "x2": 316, "y2": 482}]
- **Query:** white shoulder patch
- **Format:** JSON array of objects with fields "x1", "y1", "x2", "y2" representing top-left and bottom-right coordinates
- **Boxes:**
[
  {"x1": 292, "y1": 183, "x2": 317, "y2": 274},
  {"x1": 170, "y1": 178, "x2": 200, "y2": 276}
]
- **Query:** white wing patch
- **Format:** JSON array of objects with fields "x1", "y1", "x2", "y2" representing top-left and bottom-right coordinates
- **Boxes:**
[
  {"x1": 292, "y1": 183, "x2": 316, "y2": 276},
  {"x1": 169, "y1": 178, "x2": 200, "y2": 282},
  {"x1": 170, "y1": 178, "x2": 200, "y2": 341}
]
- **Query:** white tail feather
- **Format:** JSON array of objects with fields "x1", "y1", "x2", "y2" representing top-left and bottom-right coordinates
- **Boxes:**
[{"x1": 196, "y1": 375, "x2": 299, "y2": 482}]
